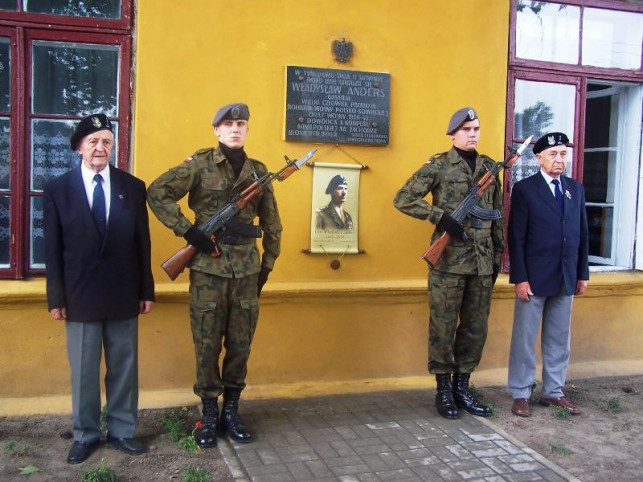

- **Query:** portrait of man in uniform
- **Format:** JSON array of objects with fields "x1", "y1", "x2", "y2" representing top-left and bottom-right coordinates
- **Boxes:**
[{"x1": 315, "y1": 174, "x2": 354, "y2": 230}]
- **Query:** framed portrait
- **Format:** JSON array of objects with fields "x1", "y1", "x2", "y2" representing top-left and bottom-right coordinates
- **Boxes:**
[{"x1": 310, "y1": 163, "x2": 361, "y2": 254}]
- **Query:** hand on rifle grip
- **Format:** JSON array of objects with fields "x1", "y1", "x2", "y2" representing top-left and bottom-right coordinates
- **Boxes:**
[
  {"x1": 437, "y1": 213, "x2": 467, "y2": 241},
  {"x1": 183, "y1": 226, "x2": 217, "y2": 254}
]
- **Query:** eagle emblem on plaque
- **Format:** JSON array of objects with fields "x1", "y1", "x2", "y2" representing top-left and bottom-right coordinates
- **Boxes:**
[{"x1": 332, "y1": 39, "x2": 353, "y2": 63}]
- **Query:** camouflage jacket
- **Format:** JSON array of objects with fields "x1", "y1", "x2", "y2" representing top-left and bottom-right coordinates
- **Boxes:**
[
  {"x1": 147, "y1": 147, "x2": 282, "y2": 278},
  {"x1": 393, "y1": 147, "x2": 504, "y2": 275}
]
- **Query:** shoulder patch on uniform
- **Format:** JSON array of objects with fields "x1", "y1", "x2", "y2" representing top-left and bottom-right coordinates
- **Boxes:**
[
  {"x1": 183, "y1": 156, "x2": 193, "y2": 163},
  {"x1": 424, "y1": 152, "x2": 446, "y2": 165}
]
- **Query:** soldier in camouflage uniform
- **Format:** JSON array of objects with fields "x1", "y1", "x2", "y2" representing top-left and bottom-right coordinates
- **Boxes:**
[
  {"x1": 147, "y1": 103, "x2": 281, "y2": 446},
  {"x1": 393, "y1": 107, "x2": 504, "y2": 420}
]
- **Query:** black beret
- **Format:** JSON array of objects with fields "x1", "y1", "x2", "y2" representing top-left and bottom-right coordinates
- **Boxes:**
[
  {"x1": 325, "y1": 174, "x2": 348, "y2": 194},
  {"x1": 212, "y1": 103, "x2": 250, "y2": 126},
  {"x1": 70, "y1": 114, "x2": 113, "y2": 150},
  {"x1": 446, "y1": 107, "x2": 478, "y2": 135},
  {"x1": 533, "y1": 132, "x2": 569, "y2": 155}
]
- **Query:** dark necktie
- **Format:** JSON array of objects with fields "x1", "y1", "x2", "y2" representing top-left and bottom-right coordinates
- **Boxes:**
[
  {"x1": 92, "y1": 174, "x2": 106, "y2": 238},
  {"x1": 551, "y1": 179, "x2": 564, "y2": 212}
]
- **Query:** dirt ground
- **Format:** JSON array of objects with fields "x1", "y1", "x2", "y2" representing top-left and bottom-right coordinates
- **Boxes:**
[{"x1": 0, "y1": 375, "x2": 641, "y2": 481}]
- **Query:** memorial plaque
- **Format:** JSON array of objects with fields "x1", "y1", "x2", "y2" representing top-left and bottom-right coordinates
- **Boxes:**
[{"x1": 285, "y1": 66, "x2": 390, "y2": 146}]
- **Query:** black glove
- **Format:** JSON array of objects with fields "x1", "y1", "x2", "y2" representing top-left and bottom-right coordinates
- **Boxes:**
[
  {"x1": 183, "y1": 226, "x2": 216, "y2": 254},
  {"x1": 257, "y1": 266, "x2": 271, "y2": 297},
  {"x1": 492, "y1": 263, "x2": 500, "y2": 286},
  {"x1": 437, "y1": 212, "x2": 466, "y2": 240}
]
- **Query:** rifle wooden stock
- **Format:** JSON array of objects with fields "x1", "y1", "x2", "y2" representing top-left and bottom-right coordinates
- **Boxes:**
[
  {"x1": 421, "y1": 231, "x2": 451, "y2": 268},
  {"x1": 161, "y1": 243, "x2": 198, "y2": 281}
]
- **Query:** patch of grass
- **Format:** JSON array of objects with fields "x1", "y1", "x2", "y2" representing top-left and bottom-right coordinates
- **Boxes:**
[
  {"x1": 178, "y1": 434, "x2": 200, "y2": 453},
  {"x1": 606, "y1": 396, "x2": 622, "y2": 413},
  {"x1": 552, "y1": 405, "x2": 572, "y2": 421},
  {"x1": 468, "y1": 383, "x2": 480, "y2": 398},
  {"x1": 160, "y1": 407, "x2": 189, "y2": 442},
  {"x1": 99, "y1": 404, "x2": 108, "y2": 432},
  {"x1": 549, "y1": 443, "x2": 572, "y2": 456},
  {"x1": 82, "y1": 460, "x2": 117, "y2": 482},
  {"x1": 484, "y1": 399, "x2": 497, "y2": 415},
  {"x1": 182, "y1": 465, "x2": 210, "y2": 482},
  {"x1": 4, "y1": 441, "x2": 30, "y2": 456}
]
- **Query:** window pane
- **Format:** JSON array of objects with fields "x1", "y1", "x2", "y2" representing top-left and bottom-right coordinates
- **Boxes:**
[
  {"x1": 24, "y1": 0, "x2": 121, "y2": 19},
  {"x1": 514, "y1": 79, "x2": 576, "y2": 140},
  {"x1": 0, "y1": 0, "x2": 17, "y2": 11},
  {"x1": 31, "y1": 118, "x2": 118, "y2": 191},
  {"x1": 0, "y1": 195, "x2": 8, "y2": 267},
  {"x1": 32, "y1": 41, "x2": 119, "y2": 116},
  {"x1": 1, "y1": 37, "x2": 9, "y2": 112},
  {"x1": 0, "y1": 117, "x2": 9, "y2": 190},
  {"x1": 31, "y1": 195, "x2": 44, "y2": 269},
  {"x1": 516, "y1": 0, "x2": 580, "y2": 64},
  {"x1": 582, "y1": 8, "x2": 643, "y2": 70},
  {"x1": 587, "y1": 205, "x2": 613, "y2": 259},
  {"x1": 583, "y1": 151, "x2": 615, "y2": 203}
]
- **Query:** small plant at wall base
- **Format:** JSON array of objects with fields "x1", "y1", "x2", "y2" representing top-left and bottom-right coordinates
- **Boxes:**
[
  {"x1": 182, "y1": 465, "x2": 210, "y2": 482},
  {"x1": 82, "y1": 459, "x2": 117, "y2": 482}
]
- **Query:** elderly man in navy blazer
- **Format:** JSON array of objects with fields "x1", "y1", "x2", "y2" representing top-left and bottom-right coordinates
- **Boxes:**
[
  {"x1": 508, "y1": 132, "x2": 589, "y2": 418},
  {"x1": 44, "y1": 114, "x2": 155, "y2": 463}
]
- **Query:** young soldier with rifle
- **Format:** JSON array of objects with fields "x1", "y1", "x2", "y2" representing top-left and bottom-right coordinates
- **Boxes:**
[
  {"x1": 393, "y1": 107, "x2": 512, "y2": 420},
  {"x1": 147, "y1": 103, "x2": 310, "y2": 447}
]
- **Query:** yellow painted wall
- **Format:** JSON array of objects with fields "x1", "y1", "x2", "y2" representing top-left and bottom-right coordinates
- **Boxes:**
[{"x1": 1, "y1": 1, "x2": 642, "y2": 415}]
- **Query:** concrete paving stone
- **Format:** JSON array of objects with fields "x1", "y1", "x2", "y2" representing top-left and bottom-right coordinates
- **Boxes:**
[
  {"x1": 349, "y1": 424, "x2": 380, "y2": 438},
  {"x1": 349, "y1": 436, "x2": 388, "y2": 448},
  {"x1": 376, "y1": 434, "x2": 415, "y2": 451},
  {"x1": 409, "y1": 464, "x2": 445, "y2": 480},
  {"x1": 403, "y1": 455, "x2": 442, "y2": 468},
  {"x1": 501, "y1": 472, "x2": 547, "y2": 481},
  {"x1": 512, "y1": 462, "x2": 547, "y2": 472},
  {"x1": 300, "y1": 427, "x2": 344, "y2": 442},
  {"x1": 480, "y1": 455, "x2": 513, "y2": 474},
  {"x1": 275, "y1": 444, "x2": 319, "y2": 463},
  {"x1": 245, "y1": 462, "x2": 291, "y2": 477},
  {"x1": 493, "y1": 439, "x2": 524, "y2": 455},
  {"x1": 394, "y1": 432, "x2": 426, "y2": 449},
  {"x1": 365, "y1": 421, "x2": 403, "y2": 431},
  {"x1": 377, "y1": 451, "x2": 408, "y2": 470},
  {"x1": 311, "y1": 440, "x2": 341, "y2": 459},
  {"x1": 286, "y1": 460, "x2": 316, "y2": 480},
  {"x1": 322, "y1": 413, "x2": 363, "y2": 426},
  {"x1": 324, "y1": 454, "x2": 365, "y2": 467},
  {"x1": 456, "y1": 466, "x2": 498, "y2": 480},
  {"x1": 432, "y1": 462, "x2": 468, "y2": 481},
  {"x1": 252, "y1": 474, "x2": 296, "y2": 482},
  {"x1": 331, "y1": 463, "x2": 372, "y2": 477},
  {"x1": 230, "y1": 448, "x2": 263, "y2": 467},
  {"x1": 355, "y1": 473, "x2": 383, "y2": 482},
  {"x1": 396, "y1": 446, "x2": 433, "y2": 460},
  {"x1": 334, "y1": 425, "x2": 360, "y2": 440},
  {"x1": 305, "y1": 459, "x2": 335, "y2": 479},
  {"x1": 440, "y1": 426, "x2": 476, "y2": 443},
  {"x1": 461, "y1": 428, "x2": 505, "y2": 442},
  {"x1": 329, "y1": 439, "x2": 359, "y2": 456},
  {"x1": 373, "y1": 468, "x2": 422, "y2": 481},
  {"x1": 256, "y1": 447, "x2": 282, "y2": 465},
  {"x1": 428, "y1": 445, "x2": 461, "y2": 463},
  {"x1": 354, "y1": 411, "x2": 380, "y2": 424},
  {"x1": 537, "y1": 469, "x2": 570, "y2": 482},
  {"x1": 445, "y1": 443, "x2": 477, "y2": 460},
  {"x1": 359, "y1": 453, "x2": 394, "y2": 472},
  {"x1": 353, "y1": 442, "x2": 395, "y2": 456}
]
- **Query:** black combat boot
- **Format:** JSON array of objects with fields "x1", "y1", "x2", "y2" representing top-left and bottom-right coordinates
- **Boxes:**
[
  {"x1": 435, "y1": 373, "x2": 459, "y2": 419},
  {"x1": 220, "y1": 388, "x2": 253, "y2": 443},
  {"x1": 452, "y1": 373, "x2": 492, "y2": 417},
  {"x1": 195, "y1": 397, "x2": 218, "y2": 447}
]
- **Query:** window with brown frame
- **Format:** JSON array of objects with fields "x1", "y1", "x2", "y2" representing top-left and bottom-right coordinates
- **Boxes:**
[
  {"x1": 506, "y1": 0, "x2": 643, "y2": 270},
  {"x1": 0, "y1": 1, "x2": 132, "y2": 278}
]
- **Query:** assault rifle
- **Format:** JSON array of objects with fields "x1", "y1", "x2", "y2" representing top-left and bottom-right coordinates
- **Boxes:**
[
  {"x1": 161, "y1": 148, "x2": 317, "y2": 280},
  {"x1": 421, "y1": 136, "x2": 533, "y2": 268}
]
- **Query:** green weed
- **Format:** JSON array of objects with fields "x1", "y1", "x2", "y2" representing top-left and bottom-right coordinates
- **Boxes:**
[
  {"x1": 606, "y1": 396, "x2": 622, "y2": 413},
  {"x1": 552, "y1": 405, "x2": 572, "y2": 421},
  {"x1": 18, "y1": 464, "x2": 40, "y2": 475},
  {"x1": 549, "y1": 443, "x2": 572, "y2": 456},
  {"x1": 100, "y1": 404, "x2": 108, "y2": 431},
  {"x1": 178, "y1": 434, "x2": 200, "y2": 453},
  {"x1": 4, "y1": 441, "x2": 30, "y2": 456},
  {"x1": 161, "y1": 408, "x2": 188, "y2": 442},
  {"x1": 4, "y1": 441, "x2": 17, "y2": 453},
  {"x1": 182, "y1": 465, "x2": 210, "y2": 482},
  {"x1": 82, "y1": 460, "x2": 117, "y2": 482}
]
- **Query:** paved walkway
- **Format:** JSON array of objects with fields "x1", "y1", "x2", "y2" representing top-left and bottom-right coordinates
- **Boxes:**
[{"x1": 218, "y1": 389, "x2": 579, "y2": 482}]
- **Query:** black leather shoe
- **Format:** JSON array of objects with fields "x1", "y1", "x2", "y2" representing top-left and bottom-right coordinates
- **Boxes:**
[
  {"x1": 106, "y1": 434, "x2": 147, "y2": 455},
  {"x1": 67, "y1": 440, "x2": 99, "y2": 464}
]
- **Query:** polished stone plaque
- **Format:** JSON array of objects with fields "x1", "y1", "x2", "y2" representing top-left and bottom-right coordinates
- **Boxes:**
[{"x1": 285, "y1": 66, "x2": 390, "y2": 146}]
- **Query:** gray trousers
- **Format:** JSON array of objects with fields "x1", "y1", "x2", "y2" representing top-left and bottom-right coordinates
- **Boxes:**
[
  {"x1": 66, "y1": 318, "x2": 138, "y2": 443},
  {"x1": 508, "y1": 291, "x2": 573, "y2": 400}
]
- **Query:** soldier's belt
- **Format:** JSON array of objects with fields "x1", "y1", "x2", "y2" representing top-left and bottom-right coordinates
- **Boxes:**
[{"x1": 221, "y1": 232, "x2": 256, "y2": 245}]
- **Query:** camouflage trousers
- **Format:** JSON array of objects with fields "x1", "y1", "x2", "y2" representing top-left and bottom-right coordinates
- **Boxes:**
[
  {"x1": 428, "y1": 270, "x2": 492, "y2": 374},
  {"x1": 189, "y1": 270, "x2": 259, "y2": 399}
]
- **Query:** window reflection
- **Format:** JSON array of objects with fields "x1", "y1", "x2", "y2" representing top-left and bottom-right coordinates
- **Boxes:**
[
  {"x1": 0, "y1": 118, "x2": 9, "y2": 190},
  {"x1": 0, "y1": 0, "x2": 17, "y2": 11},
  {"x1": 24, "y1": 0, "x2": 120, "y2": 19},
  {"x1": 0, "y1": 195, "x2": 8, "y2": 267},
  {"x1": 516, "y1": 0, "x2": 580, "y2": 64},
  {"x1": 32, "y1": 41, "x2": 119, "y2": 116},
  {"x1": 514, "y1": 79, "x2": 575, "y2": 139},
  {"x1": 0, "y1": 38, "x2": 9, "y2": 112},
  {"x1": 582, "y1": 8, "x2": 643, "y2": 70}
]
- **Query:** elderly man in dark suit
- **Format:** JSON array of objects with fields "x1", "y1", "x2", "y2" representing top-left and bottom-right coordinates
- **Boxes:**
[
  {"x1": 508, "y1": 132, "x2": 589, "y2": 418},
  {"x1": 44, "y1": 113, "x2": 155, "y2": 464}
]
